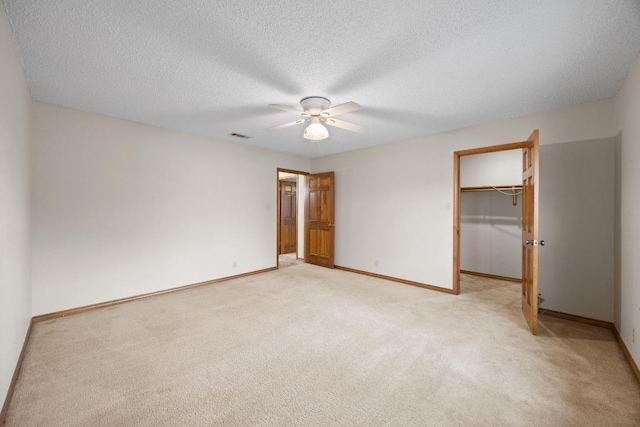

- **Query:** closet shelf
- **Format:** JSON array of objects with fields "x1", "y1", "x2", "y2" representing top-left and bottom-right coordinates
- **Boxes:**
[{"x1": 461, "y1": 185, "x2": 522, "y2": 192}]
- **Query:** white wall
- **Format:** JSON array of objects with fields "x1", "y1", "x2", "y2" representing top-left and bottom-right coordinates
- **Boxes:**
[
  {"x1": 538, "y1": 138, "x2": 615, "y2": 322},
  {"x1": 460, "y1": 150, "x2": 521, "y2": 187},
  {"x1": 0, "y1": 0, "x2": 31, "y2": 411},
  {"x1": 311, "y1": 99, "x2": 614, "y2": 295},
  {"x1": 614, "y1": 130, "x2": 622, "y2": 328},
  {"x1": 32, "y1": 103, "x2": 309, "y2": 315},
  {"x1": 614, "y1": 54, "x2": 640, "y2": 365}
]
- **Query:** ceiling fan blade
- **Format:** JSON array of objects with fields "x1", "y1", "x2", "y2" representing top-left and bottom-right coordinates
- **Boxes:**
[
  {"x1": 263, "y1": 119, "x2": 306, "y2": 132},
  {"x1": 323, "y1": 117, "x2": 366, "y2": 133},
  {"x1": 269, "y1": 104, "x2": 307, "y2": 116},
  {"x1": 321, "y1": 101, "x2": 361, "y2": 117}
]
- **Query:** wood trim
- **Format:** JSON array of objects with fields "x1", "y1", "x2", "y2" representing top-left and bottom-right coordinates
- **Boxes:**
[
  {"x1": 453, "y1": 152, "x2": 461, "y2": 295},
  {"x1": 1, "y1": 319, "x2": 34, "y2": 425},
  {"x1": 455, "y1": 140, "x2": 531, "y2": 157},
  {"x1": 461, "y1": 185, "x2": 522, "y2": 192},
  {"x1": 460, "y1": 270, "x2": 521, "y2": 283},
  {"x1": 276, "y1": 170, "x2": 281, "y2": 266},
  {"x1": 613, "y1": 326, "x2": 640, "y2": 383},
  {"x1": 295, "y1": 179, "x2": 298, "y2": 257},
  {"x1": 277, "y1": 168, "x2": 309, "y2": 176},
  {"x1": 335, "y1": 265, "x2": 455, "y2": 294},
  {"x1": 538, "y1": 308, "x2": 613, "y2": 329},
  {"x1": 33, "y1": 267, "x2": 277, "y2": 323}
]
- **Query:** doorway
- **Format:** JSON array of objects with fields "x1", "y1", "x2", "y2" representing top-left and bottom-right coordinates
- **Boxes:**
[
  {"x1": 277, "y1": 168, "x2": 308, "y2": 268},
  {"x1": 453, "y1": 131, "x2": 540, "y2": 334}
]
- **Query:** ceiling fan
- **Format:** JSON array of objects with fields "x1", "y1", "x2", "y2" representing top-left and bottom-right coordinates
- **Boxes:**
[{"x1": 264, "y1": 96, "x2": 366, "y2": 141}]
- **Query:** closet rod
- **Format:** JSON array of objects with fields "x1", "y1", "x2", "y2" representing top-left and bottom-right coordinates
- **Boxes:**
[{"x1": 460, "y1": 185, "x2": 522, "y2": 193}]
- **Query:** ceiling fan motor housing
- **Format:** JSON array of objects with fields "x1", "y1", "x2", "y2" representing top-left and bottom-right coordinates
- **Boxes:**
[{"x1": 300, "y1": 96, "x2": 331, "y2": 115}]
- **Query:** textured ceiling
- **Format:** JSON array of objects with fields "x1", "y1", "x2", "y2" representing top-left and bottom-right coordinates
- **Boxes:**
[{"x1": 4, "y1": 1, "x2": 640, "y2": 158}]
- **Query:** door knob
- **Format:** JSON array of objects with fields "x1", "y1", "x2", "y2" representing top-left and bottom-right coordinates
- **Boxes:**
[{"x1": 328, "y1": 223, "x2": 335, "y2": 227}]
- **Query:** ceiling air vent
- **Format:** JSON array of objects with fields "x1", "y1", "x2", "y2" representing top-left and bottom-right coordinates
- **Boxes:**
[{"x1": 230, "y1": 133, "x2": 251, "y2": 139}]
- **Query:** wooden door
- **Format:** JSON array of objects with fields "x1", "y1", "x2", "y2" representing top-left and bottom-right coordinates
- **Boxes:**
[
  {"x1": 305, "y1": 172, "x2": 335, "y2": 268},
  {"x1": 521, "y1": 130, "x2": 539, "y2": 335},
  {"x1": 280, "y1": 180, "x2": 297, "y2": 254}
]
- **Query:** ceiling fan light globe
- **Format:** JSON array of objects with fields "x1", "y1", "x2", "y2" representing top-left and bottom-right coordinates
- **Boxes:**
[{"x1": 304, "y1": 123, "x2": 329, "y2": 141}]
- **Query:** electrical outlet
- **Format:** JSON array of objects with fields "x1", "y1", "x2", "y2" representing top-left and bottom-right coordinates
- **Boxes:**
[
  {"x1": 232, "y1": 261, "x2": 237, "y2": 268},
  {"x1": 374, "y1": 260, "x2": 379, "y2": 267}
]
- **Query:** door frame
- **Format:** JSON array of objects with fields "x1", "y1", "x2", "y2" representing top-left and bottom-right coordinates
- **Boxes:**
[
  {"x1": 452, "y1": 140, "x2": 530, "y2": 295},
  {"x1": 276, "y1": 168, "x2": 309, "y2": 269},
  {"x1": 279, "y1": 178, "x2": 298, "y2": 255}
]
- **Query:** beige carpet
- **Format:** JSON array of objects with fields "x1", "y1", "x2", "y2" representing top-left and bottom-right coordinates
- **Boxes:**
[{"x1": 6, "y1": 266, "x2": 640, "y2": 426}]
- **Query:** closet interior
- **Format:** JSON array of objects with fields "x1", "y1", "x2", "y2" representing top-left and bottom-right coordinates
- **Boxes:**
[{"x1": 459, "y1": 151, "x2": 523, "y2": 282}]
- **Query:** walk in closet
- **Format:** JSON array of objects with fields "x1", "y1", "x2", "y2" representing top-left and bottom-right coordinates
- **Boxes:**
[{"x1": 459, "y1": 150, "x2": 522, "y2": 281}]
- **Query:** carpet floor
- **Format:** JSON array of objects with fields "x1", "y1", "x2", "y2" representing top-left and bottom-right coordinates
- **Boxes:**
[{"x1": 6, "y1": 265, "x2": 640, "y2": 426}]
